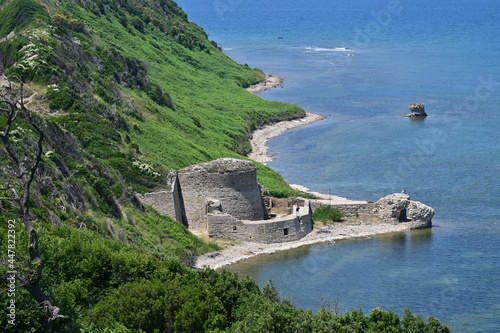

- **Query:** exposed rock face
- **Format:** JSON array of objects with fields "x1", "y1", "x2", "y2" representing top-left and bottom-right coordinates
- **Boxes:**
[
  {"x1": 406, "y1": 103, "x2": 427, "y2": 117},
  {"x1": 376, "y1": 193, "x2": 411, "y2": 223},
  {"x1": 407, "y1": 201, "x2": 435, "y2": 229},
  {"x1": 375, "y1": 193, "x2": 434, "y2": 228}
]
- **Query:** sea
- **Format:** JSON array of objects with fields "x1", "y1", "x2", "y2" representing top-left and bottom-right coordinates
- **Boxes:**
[{"x1": 176, "y1": 1, "x2": 500, "y2": 331}]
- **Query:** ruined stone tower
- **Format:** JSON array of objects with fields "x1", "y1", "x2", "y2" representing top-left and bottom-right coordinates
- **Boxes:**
[{"x1": 177, "y1": 158, "x2": 268, "y2": 229}]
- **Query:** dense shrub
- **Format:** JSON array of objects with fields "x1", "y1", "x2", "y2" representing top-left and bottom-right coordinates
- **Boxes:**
[{"x1": 312, "y1": 206, "x2": 345, "y2": 223}]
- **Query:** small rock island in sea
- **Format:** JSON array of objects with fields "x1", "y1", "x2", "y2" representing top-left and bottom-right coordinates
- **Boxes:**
[{"x1": 402, "y1": 103, "x2": 428, "y2": 117}]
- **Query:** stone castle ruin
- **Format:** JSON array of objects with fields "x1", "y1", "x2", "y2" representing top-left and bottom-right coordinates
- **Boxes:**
[
  {"x1": 177, "y1": 159, "x2": 268, "y2": 229},
  {"x1": 138, "y1": 158, "x2": 434, "y2": 244},
  {"x1": 137, "y1": 158, "x2": 313, "y2": 243}
]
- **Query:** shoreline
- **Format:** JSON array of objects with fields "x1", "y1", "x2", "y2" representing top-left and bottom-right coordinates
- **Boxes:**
[
  {"x1": 195, "y1": 222, "x2": 412, "y2": 270},
  {"x1": 246, "y1": 74, "x2": 284, "y2": 94},
  {"x1": 289, "y1": 184, "x2": 367, "y2": 204},
  {"x1": 247, "y1": 112, "x2": 326, "y2": 162},
  {"x1": 246, "y1": 73, "x2": 326, "y2": 163}
]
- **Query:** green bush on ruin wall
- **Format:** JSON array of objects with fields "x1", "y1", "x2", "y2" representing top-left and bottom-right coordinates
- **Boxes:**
[{"x1": 312, "y1": 206, "x2": 345, "y2": 224}]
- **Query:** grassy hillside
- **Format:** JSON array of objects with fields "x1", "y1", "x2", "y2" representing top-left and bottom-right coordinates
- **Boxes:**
[
  {"x1": 1, "y1": 0, "x2": 305, "y2": 189},
  {"x1": 0, "y1": 0, "x2": 450, "y2": 331}
]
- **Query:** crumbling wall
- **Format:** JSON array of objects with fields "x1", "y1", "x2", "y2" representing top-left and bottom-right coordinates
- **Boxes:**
[
  {"x1": 136, "y1": 175, "x2": 188, "y2": 226},
  {"x1": 207, "y1": 208, "x2": 312, "y2": 244},
  {"x1": 310, "y1": 193, "x2": 434, "y2": 228},
  {"x1": 310, "y1": 201, "x2": 379, "y2": 221}
]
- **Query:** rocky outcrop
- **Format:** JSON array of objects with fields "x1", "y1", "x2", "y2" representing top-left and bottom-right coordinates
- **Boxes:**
[
  {"x1": 402, "y1": 103, "x2": 428, "y2": 117},
  {"x1": 375, "y1": 193, "x2": 411, "y2": 223},
  {"x1": 407, "y1": 201, "x2": 435, "y2": 229},
  {"x1": 376, "y1": 193, "x2": 434, "y2": 228}
]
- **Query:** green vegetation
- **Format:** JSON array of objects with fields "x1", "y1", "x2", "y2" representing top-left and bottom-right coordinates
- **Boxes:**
[
  {"x1": 0, "y1": 0, "x2": 49, "y2": 38},
  {"x1": 0, "y1": 0, "x2": 450, "y2": 331},
  {"x1": 255, "y1": 163, "x2": 315, "y2": 198},
  {"x1": 312, "y1": 206, "x2": 346, "y2": 224},
  {"x1": 0, "y1": 221, "x2": 450, "y2": 332}
]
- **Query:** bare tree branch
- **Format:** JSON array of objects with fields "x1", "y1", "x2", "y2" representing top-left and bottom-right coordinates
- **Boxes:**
[{"x1": 0, "y1": 77, "x2": 62, "y2": 331}]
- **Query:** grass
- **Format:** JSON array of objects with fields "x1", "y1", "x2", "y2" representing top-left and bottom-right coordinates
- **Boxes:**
[
  {"x1": 0, "y1": 0, "x2": 308, "y2": 271},
  {"x1": 47, "y1": 1, "x2": 304, "y2": 190},
  {"x1": 312, "y1": 206, "x2": 345, "y2": 224},
  {"x1": 0, "y1": 0, "x2": 49, "y2": 38}
]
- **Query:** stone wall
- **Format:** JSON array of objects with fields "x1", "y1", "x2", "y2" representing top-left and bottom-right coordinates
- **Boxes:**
[
  {"x1": 136, "y1": 175, "x2": 188, "y2": 226},
  {"x1": 207, "y1": 203, "x2": 313, "y2": 243},
  {"x1": 310, "y1": 201, "x2": 379, "y2": 221},
  {"x1": 310, "y1": 193, "x2": 434, "y2": 228},
  {"x1": 177, "y1": 158, "x2": 267, "y2": 229}
]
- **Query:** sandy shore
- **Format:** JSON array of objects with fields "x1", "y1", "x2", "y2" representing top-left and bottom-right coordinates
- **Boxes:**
[
  {"x1": 246, "y1": 74, "x2": 284, "y2": 94},
  {"x1": 246, "y1": 73, "x2": 326, "y2": 162},
  {"x1": 289, "y1": 184, "x2": 368, "y2": 204},
  {"x1": 247, "y1": 113, "x2": 326, "y2": 162},
  {"x1": 195, "y1": 222, "x2": 411, "y2": 270}
]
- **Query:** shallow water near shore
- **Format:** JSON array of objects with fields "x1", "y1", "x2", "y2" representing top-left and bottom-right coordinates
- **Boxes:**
[{"x1": 178, "y1": 0, "x2": 500, "y2": 331}]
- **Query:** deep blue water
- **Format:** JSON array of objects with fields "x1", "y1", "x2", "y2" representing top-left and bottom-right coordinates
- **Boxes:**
[{"x1": 177, "y1": 1, "x2": 500, "y2": 331}]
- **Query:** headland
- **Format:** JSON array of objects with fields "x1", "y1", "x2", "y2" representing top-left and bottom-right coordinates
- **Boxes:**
[
  {"x1": 193, "y1": 78, "x2": 434, "y2": 269},
  {"x1": 246, "y1": 74, "x2": 284, "y2": 94}
]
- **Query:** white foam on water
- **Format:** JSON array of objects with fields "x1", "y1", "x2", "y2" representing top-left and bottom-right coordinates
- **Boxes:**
[{"x1": 305, "y1": 47, "x2": 353, "y2": 52}]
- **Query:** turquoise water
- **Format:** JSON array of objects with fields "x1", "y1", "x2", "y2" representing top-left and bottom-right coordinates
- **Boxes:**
[{"x1": 177, "y1": 1, "x2": 500, "y2": 331}]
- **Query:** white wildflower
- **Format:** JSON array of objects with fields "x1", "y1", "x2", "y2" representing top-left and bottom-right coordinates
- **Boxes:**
[{"x1": 47, "y1": 84, "x2": 60, "y2": 92}]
